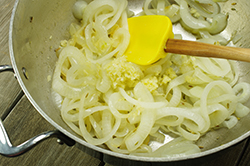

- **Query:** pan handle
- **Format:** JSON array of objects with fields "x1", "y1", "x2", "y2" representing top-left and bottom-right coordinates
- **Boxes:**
[
  {"x1": 0, "y1": 65, "x2": 13, "y2": 72},
  {"x1": 0, "y1": 65, "x2": 75, "y2": 157},
  {"x1": 0, "y1": 119, "x2": 75, "y2": 157}
]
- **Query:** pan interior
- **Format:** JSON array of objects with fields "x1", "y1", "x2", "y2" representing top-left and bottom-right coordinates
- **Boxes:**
[{"x1": 9, "y1": 0, "x2": 250, "y2": 162}]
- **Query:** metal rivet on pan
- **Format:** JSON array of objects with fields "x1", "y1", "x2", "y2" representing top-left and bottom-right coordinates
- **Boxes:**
[
  {"x1": 57, "y1": 139, "x2": 64, "y2": 145},
  {"x1": 22, "y1": 67, "x2": 29, "y2": 80}
]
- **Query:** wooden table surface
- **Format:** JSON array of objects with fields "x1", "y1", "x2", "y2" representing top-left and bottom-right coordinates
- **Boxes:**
[{"x1": 0, "y1": 0, "x2": 250, "y2": 166}]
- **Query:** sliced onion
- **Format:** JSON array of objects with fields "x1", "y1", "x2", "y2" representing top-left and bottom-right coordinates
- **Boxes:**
[
  {"x1": 185, "y1": 0, "x2": 220, "y2": 18},
  {"x1": 72, "y1": 0, "x2": 88, "y2": 20},
  {"x1": 208, "y1": 104, "x2": 229, "y2": 128},
  {"x1": 96, "y1": 70, "x2": 111, "y2": 93},
  {"x1": 125, "y1": 109, "x2": 155, "y2": 151},
  {"x1": 179, "y1": 0, "x2": 210, "y2": 30},
  {"x1": 134, "y1": 82, "x2": 154, "y2": 102},
  {"x1": 156, "y1": 107, "x2": 205, "y2": 131},
  {"x1": 108, "y1": 92, "x2": 135, "y2": 118},
  {"x1": 79, "y1": 107, "x2": 121, "y2": 145},
  {"x1": 207, "y1": 13, "x2": 228, "y2": 34},
  {"x1": 168, "y1": 87, "x2": 182, "y2": 107},
  {"x1": 235, "y1": 103, "x2": 250, "y2": 118},
  {"x1": 222, "y1": 115, "x2": 238, "y2": 129},
  {"x1": 177, "y1": 125, "x2": 200, "y2": 141},
  {"x1": 119, "y1": 88, "x2": 167, "y2": 108},
  {"x1": 144, "y1": 137, "x2": 200, "y2": 157},
  {"x1": 233, "y1": 82, "x2": 250, "y2": 103}
]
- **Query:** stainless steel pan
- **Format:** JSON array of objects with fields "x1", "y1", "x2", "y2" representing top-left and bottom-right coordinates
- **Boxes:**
[{"x1": 1, "y1": 0, "x2": 250, "y2": 165}]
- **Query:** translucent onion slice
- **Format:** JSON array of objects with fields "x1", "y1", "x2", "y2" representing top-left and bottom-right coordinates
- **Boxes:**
[
  {"x1": 166, "y1": 71, "x2": 193, "y2": 96},
  {"x1": 108, "y1": 92, "x2": 135, "y2": 118},
  {"x1": 61, "y1": 101, "x2": 80, "y2": 122},
  {"x1": 156, "y1": 0, "x2": 166, "y2": 15},
  {"x1": 156, "y1": 107, "x2": 205, "y2": 131},
  {"x1": 207, "y1": 13, "x2": 228, "y2": 35},
  {"x1": 96, "y1": 70, "x2": 111, "y2": 93},
  {"x1": 199, "y1": 80, "x2": 234, "y2": 132},
  {"x1": 194, "y1": 58, "x2": 231, "y2": 77},
  {"x1": 52, "y1": 46, "x2": 90, "y2": 99},
  {"x1": 177, "y1": 125, "x2": 200, "y2": 141},
  {"x1": 185, "y1": 0, "x2": 220, "y2": 18},
  {"x1": 119, "y1": 88, "x2": 167, "y2": 108},
  {"x1": 72, "y1": 0, "x2": 88, "y2": 20},
  {"x1": 179, "y1": 0, "x2": 210, "y2": 29},
  {"x1": 235, "y1": 103, "x2": 250, "y2": 118},
  {"x1": 82, "y1": 0, "x2": 126, "y2": 30},
  {"x1": 222, "y1": 115, "x2": 238, "y2": 129},
  {"x1": 168, "y1": 87, "x2": 182, "y2": 107},
  {"x1": 89, "y1": 115, "x2": 103, "y2": 138},
  {"x1": 144, "y1": 0, "x2": 156, "y2": 15},
  {"x1": 208, "y1": 104, "x2": 229, "y2": 128},
  {"x1": 233, "y1": 82, "x2": 250, "y2": 103},
  {"x1": 106, "y1": 140, "x2": 129, "y2": 154},
  {"x1": 79, "y1": 108, "x2": 121, "y2": 145},
  {"x1": 139, "y1": 137, "x2": 200, "y2": 157},
  {"x1": 85, "y1": 27, "x2": 130, "y2": 64},
  {"x1": 125, "y1": 109, "x2": 155, "y2": 151},
  {"x1": 134, "y1": 82, "x2": 154, "y2": 102},
  {"x1": 165, "y1": 4, "x2": 181, "y2": 23},
  {"x1": 156, "y1": 115, "x2": 184, "y2": 127},
  {"x1": 60, "y1": 98, "x2": 82, "y2": 135}
]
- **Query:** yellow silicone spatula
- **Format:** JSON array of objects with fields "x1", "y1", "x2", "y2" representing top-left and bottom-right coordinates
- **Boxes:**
[{"x1": 124, "y1": 15, "x2": 250, "y2": 65}]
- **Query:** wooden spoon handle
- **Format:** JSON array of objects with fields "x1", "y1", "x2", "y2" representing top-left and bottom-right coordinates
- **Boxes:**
[{"x1": 165, "y1": 38, "x2": 250, "y2": 62}]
